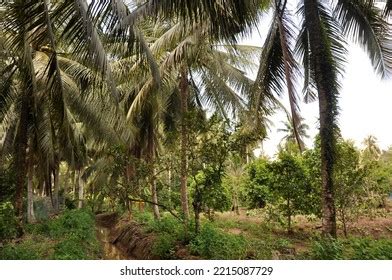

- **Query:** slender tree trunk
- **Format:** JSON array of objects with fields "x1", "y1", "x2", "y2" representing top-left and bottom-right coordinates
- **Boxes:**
[
  {"x1": 193, "y1": 195, "x2": 202, "y2": 234},
  {"x1": 53, "y1": 163, "x2": 60, "y2": 212},
  {"x1": 179, "y1": 68, "x2": 190, "y2": 224},
  {"x1": 13, "y1": 89, "x2": 30, "y2": 237},
  {"x1": 245, "y1": 146, "x2": 250, "y2": 164},
  {"x1": 304, "y1": 0, "x2": 337, "y2": 237},
  {"x1": 47, "y1": 170, "x2": 53, "y2": 205},
  {"x1": 72, "y1": 169, "x2": 76, "y2": 200},
  {"x1": 27, "y1": 149, "x2": 36, "y2": 224},
  {"x1": 147, "y1": 125, "x2": 160, "y2": 220},
  {"x1": 77, "y1": 168, "x2": 84, "y2": 209},
  {"x1": 341, "y1": 209, "x2": 348, "y2": 237},
  {"x1": 168, "y1": 169, "x2": 172, "y2": 208},
  {"x1": 151, "y1": 168, "x2": 160, "y2": 219},
  {"x1": 233, "y1": 194, "x2": 240, "y2": 215},
  {"x1": 287, "y1": 198, "x2": 292, "y2": 234},
  {"x1": 63, "y1": 166, "x2": 69, "y2": 203}
]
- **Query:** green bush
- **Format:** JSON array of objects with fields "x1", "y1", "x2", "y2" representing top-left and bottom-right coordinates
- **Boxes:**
[
  {"x1": 309, "y1": 237, "x2": 344, "y2": 260},
  {"x1": 0, "y1": 237, "x2": 53, "y2": 260},
  {"x1": 307, "y1": 237, "x2": 392, "y2": 260},
  {"x1": 48, "y1": 209, "x2": 95, "y2": 240},
  {"x1": 152, "y1": 233, "x2": 177, "y2": 259},
  {"x1": 348, "y1": 238, "x2": 392, "y2": 260},
  {"x1": 150, "y1": 216, "x2": 183, "y2": 237},
  {"x1": 53, "y1": 236, "x2": 89, "y2": 260},
  {"x1": 134, "y1": 213, "x2": 185, "y2": 259},
  {"x1": 1, "y1": 208, "x2": 100, "y2": 260},
  {"x1": 133, "y1": 211, "x2": 155, "y2": 226},
  {"x1": 190, "y1": 223, "x2": 247, "y2": 259},
  {"x1": 0, "y1": 202, "x2": 17, "y2": 240}
]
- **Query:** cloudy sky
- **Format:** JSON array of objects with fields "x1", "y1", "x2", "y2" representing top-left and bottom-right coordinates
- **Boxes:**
[{"x1": 243, "y1": 8, "x2": 392, "y2": 157}]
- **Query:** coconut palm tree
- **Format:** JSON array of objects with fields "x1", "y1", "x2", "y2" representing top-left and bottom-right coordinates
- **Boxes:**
[
  {"x1": 253, "y1": 0, "x2": 392, "y2": 237},
  {"x1": 300, "y1": 0, "x2": 392, "y2": 237},
  {"x1": 362, "y1": 135, "x2": 381, "y2": 160},
  {"x1": 278, "y1": 115, "x2": 309, "y2": 151}
]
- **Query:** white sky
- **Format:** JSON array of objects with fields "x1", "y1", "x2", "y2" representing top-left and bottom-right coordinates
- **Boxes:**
[{"x1": 243, "y1": 11, "x2": 392, "y2": 158}]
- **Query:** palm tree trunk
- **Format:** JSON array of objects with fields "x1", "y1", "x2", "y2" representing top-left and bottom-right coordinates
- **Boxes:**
[
  {"x1": 77, "y1": 168, "x2": 84, "y2": 209},
  {"x1": 13, "y1": 25, "x2": 37, "y2": 235},
  {"x1": 179, "y1": 67, "x2": 190, "y2": 224},
  {"x1": 13, "y1": 89, "x2": 30, "y2": 237},
  {"x1": 27, "y1": 148, "x2": 36, "y2": 224},
  {"x1": 168, "y1": 169, "x2": 172, "y2": 208},
  {"x1": 233, "y1": 194, "x2": 240, "y2": 215},
  {"x1": 53, "y1": 163, "x2": 60, "y2": 212},
  {"x1": 151, "y1": 167, "x2": 160, "y2": 220},
  {"x1": 304, "y1": 0, "x2": 337, "y2": 237},
  {"x1": 72, "y1": 169, "x2": 76, "y2": 200},
  {"x1": 147, "y1": 125, "x2": 160, "y2": 220},
  {"x1": 63, "y1": 166, "x2": 69, "y2": 200}
]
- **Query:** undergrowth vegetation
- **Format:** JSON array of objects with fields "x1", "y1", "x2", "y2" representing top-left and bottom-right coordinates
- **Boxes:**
[
  {"x1": 131, "y1": 211, "x2": 392, "y2": 260},
  {"x1": 0, "y1": 209, "x2": 100, "y2": 260},
  {"x1": 306, "y1": 237, "x2": 392, "y2": 260}
]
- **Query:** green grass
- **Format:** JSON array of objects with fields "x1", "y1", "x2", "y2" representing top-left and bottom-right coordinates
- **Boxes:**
[
  {"x1": 132, "y1": 211, "x2": 298, "y2": 260},
  {"x1": 0, "y1": 209, "x2": 101, "y2": 260},
  {"x1": 299, "y1": 237, "x2": 392, "y2": 260}
]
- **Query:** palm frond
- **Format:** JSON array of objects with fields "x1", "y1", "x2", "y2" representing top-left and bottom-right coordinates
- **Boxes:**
[
  {"x1": 119, "y1": 0, "x2": 266, "y2": 42},
  {"x1": 335, "y1": 0, "x2": 392, "y2": 77},
  {"x1": 52, "y1": 0, "x2": 119, "y2": 100}
]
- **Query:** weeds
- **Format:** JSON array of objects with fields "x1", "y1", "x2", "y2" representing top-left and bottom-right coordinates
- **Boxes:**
[{"x1": 0, "y1": 209, "x2": 100, "y2": 260}]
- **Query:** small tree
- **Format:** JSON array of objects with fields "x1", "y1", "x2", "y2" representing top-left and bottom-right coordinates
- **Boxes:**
[
  {"x1": 244, "y1": 152, "x2": 316, "y2": 233},
  {"x1": 242, "y1": 158, "x2": 272, "y2": 209},
  {"x1": 333, "y1": 140, "x2": 364, "y2": 237},
  {"x1": 269, "y1": 152, "x2": 312, "y2": 234},
  {"x1": 188, "y1": 116, "x2": 231, "y2": 233},
  {"x1": 304, "y1": 136, "x2": 366, "y2": 236}
]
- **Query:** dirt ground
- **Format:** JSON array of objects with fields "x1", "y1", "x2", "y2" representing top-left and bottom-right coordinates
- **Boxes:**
[{"x1": 214, "y1": 205, "x2": 392, "y2": 255}]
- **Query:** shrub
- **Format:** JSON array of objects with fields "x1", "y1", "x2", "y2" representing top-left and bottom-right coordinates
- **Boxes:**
[
  {"x1": 190, "y1": 223, "x2": 247, "y2": 259},
  {"x1": 0, "y1": 236, "x2": 53, "y2": 260},
  {"x1": 1, "y1": 208, "x2": 100, "y2": 260},
  {"x1": 0, "y1": 202, "x2": 17, "y2": 240},
  {"x1": 307, "y1": 237, "x2": 392, "y2": 260},
  {"x1": 48, "y1": 209, "x2": 95, "y2": 240},
  {"x1": 133, "y1": 211, "x2": 155, "y2": 227},
  {"x1": 152, "y1": 233, "x2": 177, "y2": 259},
  {"x1": 348, "y1": 238, "x2": 392, "y2": 260},
  {"x1": 53, "y1": 236, "x2": 89, "y2": 260},
  {"x1": 309, "y1": 237, "x2": 344, "y2": 260}
]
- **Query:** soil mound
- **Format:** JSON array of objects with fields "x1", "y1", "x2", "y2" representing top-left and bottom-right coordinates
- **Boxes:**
[{"x1": 110, "y1": 219, "x2": 157, "y2": 259}]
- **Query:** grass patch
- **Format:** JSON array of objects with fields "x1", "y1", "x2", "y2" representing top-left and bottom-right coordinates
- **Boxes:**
[
  {"x1": 133, "y1": 212, "x2": 295, "y2": 260},
  {"x1": 189, "y1": 222, "x2": 248, "y2": 259},
  {"x1": 0, "y1": 209, "x2": 101, "y2": 260},
  {"x1": 303, "y1": 237, "x2": 392, "y2": 260}
]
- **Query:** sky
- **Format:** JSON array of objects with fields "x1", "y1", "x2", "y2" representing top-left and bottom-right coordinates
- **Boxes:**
[{"x1": 242, "y1": 9, "x2": 392, "y2": 158}]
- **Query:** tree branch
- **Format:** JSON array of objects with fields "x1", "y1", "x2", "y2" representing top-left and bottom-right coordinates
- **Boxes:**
[{"x1": 128, "y1": 198, "x2": 182, "y2": 221}]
